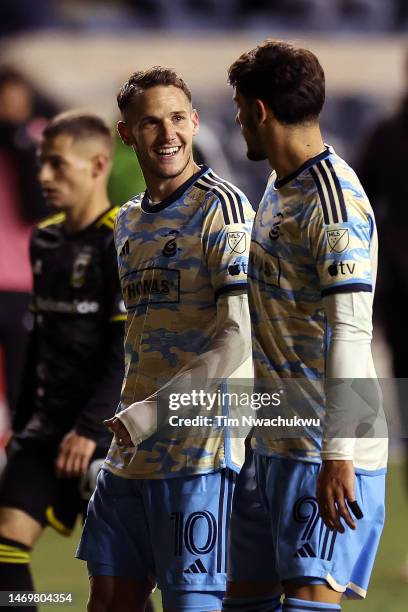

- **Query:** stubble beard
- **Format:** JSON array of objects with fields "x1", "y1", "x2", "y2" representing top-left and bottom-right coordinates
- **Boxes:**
[
  {"x1": 247, "y1": 148, "x2": 268, "y2": 162},
  {"x1": 152, "y1": 152, "x2": 192, "y2": 180},
  {"x1": 242, "y1": 124, "x2": 267, "y2": 162}
]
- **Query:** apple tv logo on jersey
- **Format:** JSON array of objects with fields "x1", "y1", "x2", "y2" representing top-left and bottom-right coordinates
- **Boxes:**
[
  {"x1": 228, "y1": 260, "x2": 248, "y2": 276},
  {"x1": 328, "y1": 262, "x2": 356, "y2": 277},
  {"x1": 328, "y1": 263, "x2": 339, "y2": 277},
  {"x1": 228, "y1": 263, "x2": 240, "y2": 276}
]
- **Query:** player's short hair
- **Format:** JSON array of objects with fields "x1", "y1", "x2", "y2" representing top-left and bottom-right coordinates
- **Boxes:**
[
  {"x1": 43, "y1": 110, "x2": 113, "y2": 152},
  {"x1": 117, "y1": 66, "x2": 192, "y2": 112},
  {"x1": 228, "y1": 39, "x2": 325, "y2": 125}
]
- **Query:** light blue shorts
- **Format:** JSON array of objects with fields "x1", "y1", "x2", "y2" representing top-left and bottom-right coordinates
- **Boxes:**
[
  {"x1": 228, "y1": 452, "x2": 385, "y2": 598},
  {"x1": 77, "y1": 468, "x2": 236, "y2": 611}
]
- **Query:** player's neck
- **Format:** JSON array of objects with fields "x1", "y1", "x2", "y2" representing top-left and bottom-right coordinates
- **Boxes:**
[
  {"x1": 267, "y1": 124, "x2": 325, "y2": 183},
  {"x1": 64, "y1": 189, "x2": 111, "y2": 233},
  {"x1": 144, "y1": 159, "x2": 201, "y2": 203}
]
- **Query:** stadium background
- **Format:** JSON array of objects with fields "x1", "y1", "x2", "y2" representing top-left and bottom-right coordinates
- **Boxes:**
[{"x1": 0, "y1": 1, "x2": 407, "y2": 610}]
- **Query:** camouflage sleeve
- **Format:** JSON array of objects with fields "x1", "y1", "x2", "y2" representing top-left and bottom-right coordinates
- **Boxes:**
[{"x1": 307, "y1": 193, "x2": 376, "y2": 297}]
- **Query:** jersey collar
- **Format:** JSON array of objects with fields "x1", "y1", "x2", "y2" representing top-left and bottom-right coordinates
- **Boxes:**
[
  {"x1": 63, "y1": 206, "x2": 112, "y2": 238},
  {"x1": 141, "y1": 165, "x2": 209, "y2": 213},
  {"x1": 274, "y1": 146, "x2": 331, "y2": 189}
]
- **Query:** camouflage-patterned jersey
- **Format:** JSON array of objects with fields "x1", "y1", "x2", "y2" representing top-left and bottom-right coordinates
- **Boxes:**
[
  {"x1": 249, "y1": 146, "x2": 386, "y2": 469},
  {"x1": 105, "y1": 166, "x2": 254, "y2": 479}
]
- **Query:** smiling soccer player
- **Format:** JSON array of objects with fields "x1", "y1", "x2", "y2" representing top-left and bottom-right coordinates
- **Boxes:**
[{"x1": 76, "y1": 67, "x2": 254, "y2": 612}]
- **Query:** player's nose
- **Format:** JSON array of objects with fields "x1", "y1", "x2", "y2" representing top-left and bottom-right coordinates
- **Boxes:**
[
  {"x1": 160, "y1": 119, "x2": 176, "y2": 142},
  {"x1": 38, "y1": 162, "x2": 53, "y2": 184}
]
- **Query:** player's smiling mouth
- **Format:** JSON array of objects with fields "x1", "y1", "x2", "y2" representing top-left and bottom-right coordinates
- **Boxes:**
[
  {"x1": 155, "y1": 145, "x2": 182, "y2": 158},
  {"x1": 42, "y1": 188, "x2": 60, "y2": 199}
]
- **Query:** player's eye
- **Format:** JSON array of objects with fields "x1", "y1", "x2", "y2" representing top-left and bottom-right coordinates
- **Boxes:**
[
  {"x1": 173, "y1": 115, "x2": 185, "y2": 123},
  {"x1": 143, "y1": 118, "x2": 158, "y2": 128}
]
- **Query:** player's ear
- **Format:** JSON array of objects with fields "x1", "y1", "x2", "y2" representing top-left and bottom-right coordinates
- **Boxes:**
[
  {"x1": 254, "y1": 99, "x2": 268, "y2": 126},
  {"x1": 191, "y1": 109, "x2": 199, "y2": 136},
  {"x1": 117, "y1": 120, "x2": 133, "y2": 146},
  {"x1": 91, "y1": 153, "x2": 110, "y2": 178}
]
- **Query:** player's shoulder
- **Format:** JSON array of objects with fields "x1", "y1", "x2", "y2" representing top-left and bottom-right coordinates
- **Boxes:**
[
  {"x1": 306, "y1": 147, "x2": 371, "y2": 226},
  {"x1": 33, "y1": 212, "x2": 65, "y2": 242},
  {"x1": 115, "y1": 194, "x2": 144, "y2": 226},
  {"x1": 36, "y1": 212, "x2": 65, "y2": 231},
  {"x1": 95, "y1": 206, "x2": 120, "y2": 232},
  {"x1": 92, "y1": 207, "x2": 122, "y2": 254},
  {"x1": 195, "y1": 167, "x2": 254, "y2": 225}
]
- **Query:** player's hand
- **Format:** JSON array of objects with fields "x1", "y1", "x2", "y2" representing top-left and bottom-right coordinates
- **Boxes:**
[
  {"x1": 104, "y1": 416, "x2": 133, "y2": 447},
  {"x1": 55, "y1": 430, "x2": 97, "y2": 478},
  {"x1": 316, "y1": 459, "x2": 360, "y2": 533}
]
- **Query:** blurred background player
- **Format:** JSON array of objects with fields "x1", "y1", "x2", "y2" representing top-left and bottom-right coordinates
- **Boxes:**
[
  {"x1": 223, "y1": 40, "x2": 387, "y2": 612},
  {"x1": 77, "y1": 67, "x2": 254, "y2": 612},
  {"x1": 0, "y1": 67, "x2": 57, "y2": 456},
  {"x1": 0, "y1": 111, "x2": 126, "y2": 609}
]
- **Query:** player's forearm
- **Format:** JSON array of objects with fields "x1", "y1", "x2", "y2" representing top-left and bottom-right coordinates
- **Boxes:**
[
  {"x1": 321, "y1": 291, "x2": 375, "y2": 461},
  {"x1": 117, "y1": 292, "x2": 251, "y2": 446}
]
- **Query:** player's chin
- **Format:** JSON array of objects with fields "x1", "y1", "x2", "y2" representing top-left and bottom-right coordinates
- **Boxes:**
[
  {"x1": 154, "y1": 158, "x2": 188, "y2": 178},
  {"x1": 45, "y1": 197, "x2": 63, "y2": 209},
  {"x1": 246, "y1": 148, "x2": 267, "y2": 162},
  {"x1": 47, "y1": 198, "x2": 70, "y2": 211}
]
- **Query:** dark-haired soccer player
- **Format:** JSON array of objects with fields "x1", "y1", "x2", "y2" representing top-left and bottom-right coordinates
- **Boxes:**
[
  {"x1": 223, "y1": 40, "x2": 387, "y2": 612},
  {"x1": 77, "y1": 67, "x2": 254, "y2": 612},
  {"x1": 0, "y1": 112, "x2": 126, "y2": 607}
]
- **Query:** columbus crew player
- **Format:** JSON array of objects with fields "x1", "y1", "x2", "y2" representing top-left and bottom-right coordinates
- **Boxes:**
[
  {"x1": 223, "y1": 41, "x2": 387, "y2": 612},
  {"x1": 77, "y1": 67, "x2": 254, "y2": 612},
  {"x1": 0, "y1": 112, "x2": 126, "y2": 605}
]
